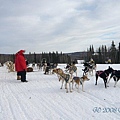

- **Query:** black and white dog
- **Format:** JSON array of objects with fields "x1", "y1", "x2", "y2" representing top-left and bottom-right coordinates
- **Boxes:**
[
  {"x1": 95, "y1": 66, "x2": 114, "y2": 88},
  {"x1": 82, "y1": 62, "x2": 96, "y2": 75},
  {"x1": 107, "y1": 70, "x2": 120, "y2": 87}
]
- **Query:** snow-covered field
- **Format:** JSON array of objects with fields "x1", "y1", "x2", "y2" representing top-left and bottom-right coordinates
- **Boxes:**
[{"x1": 0, "y1": 64, "x2": 120, "y2": 120}]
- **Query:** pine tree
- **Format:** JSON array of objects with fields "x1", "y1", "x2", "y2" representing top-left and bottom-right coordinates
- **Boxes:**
[{"x1": 109, "y1": 41, "x2": 117, "y2": 63}]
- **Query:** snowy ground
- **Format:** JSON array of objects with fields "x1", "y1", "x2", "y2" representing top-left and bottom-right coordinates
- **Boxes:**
[{"x1": 0, "y1": 64, "x2": 120, "y2": 120}]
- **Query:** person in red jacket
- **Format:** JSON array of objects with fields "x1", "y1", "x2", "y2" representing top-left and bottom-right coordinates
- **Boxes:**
[{"x1": 15, "y1": 50, "x2": 28, "y2": 82}]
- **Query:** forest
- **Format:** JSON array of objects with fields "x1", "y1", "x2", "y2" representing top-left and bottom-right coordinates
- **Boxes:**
[
  {"x1": 86, "y1": 41, "x2": 120, "y2": 64},
  {"x1": 0, "y1": 41, "x2": 120, "y2": 64}
]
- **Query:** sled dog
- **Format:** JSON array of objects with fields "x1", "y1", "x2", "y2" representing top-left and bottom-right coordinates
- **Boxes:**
[{"x1": 72, "y1": 75, "x2": 90, "y2": 92}]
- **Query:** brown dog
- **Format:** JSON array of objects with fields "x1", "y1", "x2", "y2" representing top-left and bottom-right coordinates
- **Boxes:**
[
  {"x1": 53, "y1": 68, "x2": 73, "y2": 93},
  {"x1": 52, "y1": 68, "x2": 64, "y2": 80},
  {"x1": 53, "y1": 68, "x2": 66, "y2": 89},
  {"x1": 72, "y1": 75, "x2": 90, "y2": 92},
  {"x1": 53, "y1": 68, "x2": 64, "y2": 75}
]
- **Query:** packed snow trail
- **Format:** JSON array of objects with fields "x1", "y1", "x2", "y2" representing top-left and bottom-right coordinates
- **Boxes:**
[{"x1": 0, "y1": 64, "x2": 120, "y2": 120}]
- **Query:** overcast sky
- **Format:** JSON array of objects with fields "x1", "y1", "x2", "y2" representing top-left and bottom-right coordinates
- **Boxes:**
[{"x1": 0, "y1": 0, "x2": 120, "y2": 54}]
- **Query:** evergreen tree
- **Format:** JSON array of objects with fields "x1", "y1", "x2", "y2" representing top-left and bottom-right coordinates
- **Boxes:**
[
  {"x1": 34, "y1": 52, "x2": 36, "y2": 63},
  {"x1": 98, "y1": 47, "x2": 102, "y2": 63},
  {"x1": 109, "y1": 41, "x2": 117, "y2": 63}
]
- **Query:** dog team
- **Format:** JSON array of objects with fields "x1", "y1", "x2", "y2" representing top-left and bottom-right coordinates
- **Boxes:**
[
  {"x1": 5, "y1": 55, "x2": 120, "y2": 92},
  {"x1": 53, "y1": 61, "x2": 90, "y2": 93},
  {"x1": 53, "y1": 60, "x2": 120, "y2": 93}
]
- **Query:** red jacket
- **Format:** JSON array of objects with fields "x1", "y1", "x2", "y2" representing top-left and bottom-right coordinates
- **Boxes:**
[{"x1": 15, "y1": 50, "x2": 27, "y2": 72}]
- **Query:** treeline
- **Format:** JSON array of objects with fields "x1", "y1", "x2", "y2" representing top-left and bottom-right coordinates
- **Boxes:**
[
  {"x1": 26, "y1": 51, "x2": 71, "y2": 64},
  {"x1": 86, "y1": 41, "x2": 120, "y2": 64},
  {"x1": 0, "y1": 41, "x2": 120, "y2": 64},
  {"x1": 0, "y1": 52, "x2": 71, "y2": 64}
]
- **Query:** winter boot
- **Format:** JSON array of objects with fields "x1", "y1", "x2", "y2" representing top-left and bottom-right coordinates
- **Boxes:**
[{"x1": 17, "y1": 76, "x2": 21, "y2": 80}]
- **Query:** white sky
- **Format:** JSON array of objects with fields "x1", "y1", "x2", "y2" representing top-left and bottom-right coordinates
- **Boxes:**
[{"x1": 0, "y1": 0, "x2": 120, "y2": 54}]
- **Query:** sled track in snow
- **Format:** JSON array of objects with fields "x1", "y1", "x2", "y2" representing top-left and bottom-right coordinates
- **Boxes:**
[{"x1": 0, "y1": 64, "x2": 120, "y2": 120}]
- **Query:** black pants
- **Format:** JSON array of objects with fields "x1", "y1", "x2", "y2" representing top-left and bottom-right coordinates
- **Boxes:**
[
  {"x1": 19, "y1": 71, "x2": 26, "y2": 82},
  {"x1": 17, "y1": 71, "x2": 21, "y2": 76}
]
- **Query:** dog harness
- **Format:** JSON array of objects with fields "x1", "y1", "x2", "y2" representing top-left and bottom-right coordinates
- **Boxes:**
[
  {"x1": 70, "y1": 66, "x2": 77, "y2": 72},
  {"x1": 62, "y1": 74, "x2": 70, "y2": 82},
  {"x1": 96, "y1": 71, "x2": 104, "y2": 76},
  {"x1": 80, "y1": 80, "x2": 83, "y2": 85},
  {"x1": 97, "y1": 70, "x2": 110, "y2": 79},
  {"x1": 79, "y1": 77, "x2": 83, "y2": 85}
]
